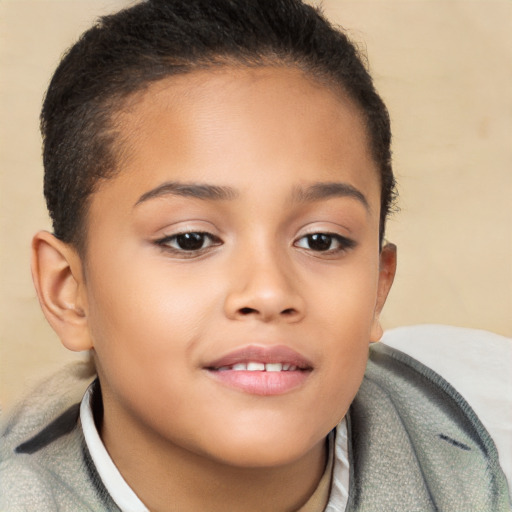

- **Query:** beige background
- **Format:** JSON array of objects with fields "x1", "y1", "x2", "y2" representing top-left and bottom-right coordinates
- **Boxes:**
[{"x1": 1, "y1": 0, "x2": 511, "y2": 411}]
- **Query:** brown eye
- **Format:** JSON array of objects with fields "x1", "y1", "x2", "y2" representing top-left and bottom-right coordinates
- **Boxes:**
[
  {"x1": 175, "y1": 233, "x2": 208, "y2": 251},
  {"x1": 294, "y1": 233, "x2": 356, "y2": 253},
  {"x1": 305, "y1": 234, "x2": 332, "y2": 251},
  {"x1": 156, "y1": 232, "x2": 221, "y2": 252}
]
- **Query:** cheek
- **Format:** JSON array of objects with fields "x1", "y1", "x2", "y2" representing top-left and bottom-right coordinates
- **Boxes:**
[
  {"x1": 85, "y1": 263, "x2": 220, "y2": 433},
  {"x1": 311, "y1": 325, "x2": 371, "y2": 431},
  {"x1": 84, "y1": 251, "x2": 219, "y2": 381},
  {"x1": 308, "y1": 255, "x2": 380, "y2": 333},
  {"x1": 304, "y1": 258, "x2": 380, "y2": 418}
]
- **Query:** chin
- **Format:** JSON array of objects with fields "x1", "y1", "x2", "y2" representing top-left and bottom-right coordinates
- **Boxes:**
[
  {"x1": 213, "y1": 446, "x2": 312, "y2": 469},
  {"x1": 200, "y1": 425, "x2": 327, "y2": 469}
]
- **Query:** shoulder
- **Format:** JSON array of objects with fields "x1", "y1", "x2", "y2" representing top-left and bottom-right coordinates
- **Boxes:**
[
  {"x1": 381, "y1": 324, "x2": 512, "y2": 492},
  {"x1": 1, "y1": 360, "x2": 94, "y2": 453},
  {"x1": 0, "y1": 361, "x2": 101, "y2": 511}
]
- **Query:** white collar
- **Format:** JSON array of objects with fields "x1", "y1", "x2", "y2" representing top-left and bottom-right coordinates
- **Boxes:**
[
  {"x1": 327, "y1": 419, "x2": 350, "y2": 512},
  {"x1": 80, "y1": 382, "x2": 149, "y2": 512}
]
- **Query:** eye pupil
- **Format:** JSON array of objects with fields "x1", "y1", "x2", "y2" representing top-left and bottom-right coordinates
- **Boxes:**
[
  {"x1": 308, "y1": 233, "x2": 332, "y2": 251},
  {"x1": 176, "y1": 233, "x2": 205, "y2": 251}
]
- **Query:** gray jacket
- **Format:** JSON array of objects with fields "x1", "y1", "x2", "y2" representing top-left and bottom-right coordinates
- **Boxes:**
[{"x1": 1, "y1": 344, "x2": 510, "y2": 511}]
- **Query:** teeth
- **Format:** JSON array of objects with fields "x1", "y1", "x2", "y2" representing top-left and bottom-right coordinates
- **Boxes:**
[
  {"x1": 216, "y1": 362, "x2": 299, "y2": 372},
  {"x1": 247, "y1": 362, "x2": 265, "y2": 371}
]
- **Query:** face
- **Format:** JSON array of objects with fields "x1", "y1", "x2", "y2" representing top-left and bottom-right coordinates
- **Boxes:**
[{"x1": 78, "y1": 67, "x2": 395, "y2": 468}]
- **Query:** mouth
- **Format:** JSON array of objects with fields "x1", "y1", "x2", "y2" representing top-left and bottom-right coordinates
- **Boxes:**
[
  {"x1": 204, "y1": 345, "x2": 313, "y2": 396},
  {"x1": 216, "y1": 362, "x2": 303, "y2": 372}
]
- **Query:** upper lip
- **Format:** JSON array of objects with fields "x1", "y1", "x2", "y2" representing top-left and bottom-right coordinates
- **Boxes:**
[{"x1": 205, "y1": 345, "x2": 313, "y2": 370}]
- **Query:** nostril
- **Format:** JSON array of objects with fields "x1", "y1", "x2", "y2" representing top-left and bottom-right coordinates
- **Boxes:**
[
  {"x1": 281, "y1": 308, "x2": 296, "y2": 316},
  {"x1": 239, "y1": 307, "x2": 257, "y2": 315}
]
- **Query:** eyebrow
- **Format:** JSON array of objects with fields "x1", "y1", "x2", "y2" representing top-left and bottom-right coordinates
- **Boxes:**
[
  {"x1": 135, "y1": 181, "x2": 239, "y2": 206},
  {"x1": 135, "y1": 180, "x2": 370, "y2": 211},
  {"x1": 292, "y1": 182, "x2": 370, "y2": 212}
]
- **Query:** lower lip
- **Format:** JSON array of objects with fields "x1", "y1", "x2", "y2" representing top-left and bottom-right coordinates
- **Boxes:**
[{"x1": 206, "y1": 369, "x2": 310, "y2": 396}]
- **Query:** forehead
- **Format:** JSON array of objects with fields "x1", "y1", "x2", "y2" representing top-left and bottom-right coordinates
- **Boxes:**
[{"x1": 95, "y1": 66, "x2": 380, "y2": 212}]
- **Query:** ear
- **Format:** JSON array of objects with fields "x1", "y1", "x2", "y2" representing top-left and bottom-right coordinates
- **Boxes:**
[
  {"x1": 31, "y1": 231, "x2": 93, "y2": 352},
  {"x1": 370, "y1": 243, "x2": 397, "y2": 342}
]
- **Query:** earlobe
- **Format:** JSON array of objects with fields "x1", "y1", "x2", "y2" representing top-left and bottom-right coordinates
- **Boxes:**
[
  {"x1": 31, "y1": 231, "x2": 93, "y2": 352},
  {"x1": 370, "y1": 243, "x2": 397, "y2": 342}
]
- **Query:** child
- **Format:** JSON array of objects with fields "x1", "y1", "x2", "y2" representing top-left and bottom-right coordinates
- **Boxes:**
[{"x1": 0, "y1": 0, "x2": 510, "y2": 510}]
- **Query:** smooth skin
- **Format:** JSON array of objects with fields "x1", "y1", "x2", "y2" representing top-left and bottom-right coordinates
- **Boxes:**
[{"x1": 32, "y1": 66, "x2": 396, "y2": 511}]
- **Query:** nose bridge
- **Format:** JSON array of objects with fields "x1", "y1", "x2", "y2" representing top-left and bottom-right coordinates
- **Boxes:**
[{"x1": 224, "y1": 235, "x2": 304, "y2": 322}]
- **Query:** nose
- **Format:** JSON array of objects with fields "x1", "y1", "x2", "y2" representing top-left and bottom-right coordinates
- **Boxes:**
[{"x1": 223, "y1": 248, "x2": 305, "y2": 324}]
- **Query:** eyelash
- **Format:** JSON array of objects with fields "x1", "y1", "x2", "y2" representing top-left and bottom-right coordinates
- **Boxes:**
[
  {"x1": 154, "y1": 231, "x2": 356, "y2": 257},
  {"x1": 155, "y1": 232, "x2": 222, "y2": 257},
  {"x1": 293, "y1": 232, "x2": 356, "y2": 255}
]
